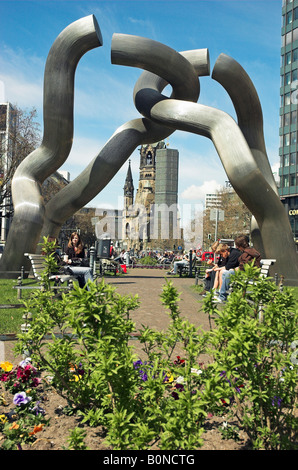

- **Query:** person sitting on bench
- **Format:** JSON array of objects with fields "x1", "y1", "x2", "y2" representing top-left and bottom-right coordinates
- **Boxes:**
[
  {"x1": 167, "y1": 254, "x2": 189, "y2": 275},
  {"x1": 214, "y1": 235, "x2": 261, "y2": 303},
  {"x1": 63, "y1": 232, "x2": 94, "y2": 290}
]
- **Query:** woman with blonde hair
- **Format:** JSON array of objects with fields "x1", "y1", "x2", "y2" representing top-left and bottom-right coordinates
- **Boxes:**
[{"x1": 204, "y1": 243, "x2": 229, "y2": 293}]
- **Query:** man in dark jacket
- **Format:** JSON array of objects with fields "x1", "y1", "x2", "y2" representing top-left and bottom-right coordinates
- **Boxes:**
[
  {"x1": 214, "y1": 235, "x2": 260, "y2": 303},
  {"x1": 236, "y1": 235, "x2": 261, "y2": 270}
]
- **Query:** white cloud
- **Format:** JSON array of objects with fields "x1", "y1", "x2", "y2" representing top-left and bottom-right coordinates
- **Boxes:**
[
  {"x1": 0, "y1": 46, "x2": 44, "y2": 110},
  {"x1": 181, "y1": 180, "x2": 221, "y2": 201},
  {"x1": 271, "y1": 161, "x2": 280, "y2": 185},
  {"x1": 0, "y1": 73, "x2": 43, "y2": 110}
]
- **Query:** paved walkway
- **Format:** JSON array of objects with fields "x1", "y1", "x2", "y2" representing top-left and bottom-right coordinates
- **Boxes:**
[
  {"x1": 107, "y1": 267, "x2": 209, "y2": 331},
  {"x1": 105, "y1": 268, "x2": 212, "y2": 361}
]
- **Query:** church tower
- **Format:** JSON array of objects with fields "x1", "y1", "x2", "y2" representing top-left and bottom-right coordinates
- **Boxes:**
[
  {"x1": 135, "y1": 143, "x2": 163, "y2": 211},
  {"x1": 123, "y1": 159, "x2": 134, "y2": 210},
  {"x1": 122, "y1": 141, "x2": 182, "y2": 252}
]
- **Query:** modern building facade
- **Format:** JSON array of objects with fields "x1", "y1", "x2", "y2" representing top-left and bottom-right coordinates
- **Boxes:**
[{"x1": 279, "y1": 0, "x2": 298, "y2": 241}]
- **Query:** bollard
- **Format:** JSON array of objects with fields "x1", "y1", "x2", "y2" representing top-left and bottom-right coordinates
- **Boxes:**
[
  {"x1": 195, "y1": 268, "x2": 198, "y2": 285},
  {"x1": 189, "y1": 249, "x2": 193, "y2": 278},
  {"x1": 90, "y1": 246, "x2": 95, "y2": 277},
  {"x1": 279, "y1": 275, "x2": 284, "y2": 292},
  {"x1": 21, "y1": 311, "x2": 33, "y2": 359},
  {"x1": 16, "y1": 276, "x2": 22, "y2": 300}
]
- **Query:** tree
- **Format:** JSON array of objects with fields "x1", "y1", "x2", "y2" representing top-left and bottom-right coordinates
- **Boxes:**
[
  {"x1": 0, "y1": 104, "x2": 41, "y2": 210},
  {"x1": 203, "y1": 186, "x2": 251, "y2": 246}
]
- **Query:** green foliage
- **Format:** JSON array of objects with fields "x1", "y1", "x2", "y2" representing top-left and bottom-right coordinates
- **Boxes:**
[
  {"x1": 205, "y1": 263, "x2": 298, "y2": 450},
  {"x1": 65, "y1": 427, "x2": 89, "y2": 450},
  {"x1": 14, "y1": 240, "x2": 213, "y2": 449},
  {"x1": 138, "y1": 255, "x2": 158, "y2": 266},
  {"x1": 10, "y1": 242, "x2": 298, "y2": 450}
]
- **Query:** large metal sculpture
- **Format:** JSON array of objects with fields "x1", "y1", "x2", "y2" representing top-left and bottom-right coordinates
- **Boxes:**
[{"x1": 1, "y1": 16, "x2": 297, "y2": 285}]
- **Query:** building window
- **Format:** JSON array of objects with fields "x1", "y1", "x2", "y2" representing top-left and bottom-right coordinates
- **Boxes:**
[
  {"x1": 285, "y1": 133, "x2": 290, "y2": 146},
  {"x1": 293, "y1": 48, "x2": 298, "y2": 62},
  {"x1": 285, "y1": 92, "x2": 291, "y2": 105},
  {"x1": 295, "y1": 6, "x2": 298, "y2": 20},
  {"x1": 291, "y1": 131, "x2": 297, "y2": 144},
  {"x1": 291, "y1": 174, "x2": 296, "y2": 186},
  {"x1": 286, "y1": 31, "x2": 292, "y2": 45},
  {"x1": 285, "y1": 72, "x2": 291, "y2": 85},
  {"x1": 292, "y1": 110, "x2": 297, "y2": 124},
  {"x1": 284, "y1": 154, "x2": 290, "y2": 166},
  {"x1": 287, "y1": 10, "x2": 293, "y2": 25},
  {"x1": 285, "y1": 93, "x2": 291, "y2": 106},
  {"x1": 285, "y1": 112, "x2": 291, "y2": 126},
  {"x1": 286, "y1": 51, "x2": 292, "y2": 65},
  {"x1": 293, "y1": 28, "x2": 298, "y2": 42},
  {"x1": 290, "y1": 152, "x2": 296, "y2": 165},
  {"x1": 284, "y1": 175, "x2": 289, "y2": 187}
]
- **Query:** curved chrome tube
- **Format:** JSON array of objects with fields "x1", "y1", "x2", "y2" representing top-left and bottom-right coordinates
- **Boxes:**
[
  {"x1": 0, "y1": 15, "x2": 103, "y2": 276},
  {"x1": 212, "y1": 53, "x2": 279, "y2": 253},
  {"x1": 39, "y1": 36, "x2": 208, "y2": 241},
  {"x1": 145, "y1": 99, "x2": 298, "y2": 283}
]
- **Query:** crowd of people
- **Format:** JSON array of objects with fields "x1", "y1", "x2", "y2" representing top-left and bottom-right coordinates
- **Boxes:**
[
  {"x1": 47, "y1": 231, "x2": 261, "y2": 300},
  {"x1": 202, "y1": 235, "x2": 261, "y2": 303}
]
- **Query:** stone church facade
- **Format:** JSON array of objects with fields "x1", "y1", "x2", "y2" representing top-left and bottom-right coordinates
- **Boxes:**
[{"x1": 123, "y1": 141, "x2": 184, "y2": 252}]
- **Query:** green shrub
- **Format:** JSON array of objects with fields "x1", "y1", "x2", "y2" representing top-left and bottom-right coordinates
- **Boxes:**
[
  {"x1": 205, "y1": 263, "x2": 298, "y2": 450},
  {"x1": 14, "y1": 243, "x2": 298, "y2": 450},
  {"x1": 138, "y1": 256, "x2": 158, "y2": 266}
]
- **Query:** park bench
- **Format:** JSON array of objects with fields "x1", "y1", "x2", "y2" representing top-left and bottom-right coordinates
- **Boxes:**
[
  {"x1": 228, "y1": 258, "x2": 276, "y2": 299},
  {"x1": 177, "y1": 259, "x2": 203, "y2": 278},
  {"x1": 93, "y1": 257, "x2": 120, "y2": 277},
  {"x1": 15, "y1": 253, "x2": 77, "y2": 296},
  {"x1": 259, "y1": 259, "x2": 276, "y2": 278}
]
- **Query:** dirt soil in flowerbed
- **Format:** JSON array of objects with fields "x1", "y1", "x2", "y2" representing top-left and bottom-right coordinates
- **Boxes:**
[
  {"x1": 0, "y1": 373, "x2": 252, "y2": 451},
  {"x1": 1, "y1": 269, "x2": 252, "y2": 451}
]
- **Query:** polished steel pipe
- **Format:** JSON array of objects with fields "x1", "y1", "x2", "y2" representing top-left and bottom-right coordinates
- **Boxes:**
[{"x1": 0, "y1": 15, "x2": 102, "y2": 276}]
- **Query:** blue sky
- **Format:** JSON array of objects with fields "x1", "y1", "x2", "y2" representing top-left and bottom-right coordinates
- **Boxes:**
[{"x1": 0, "y1": 0, "x2": 282, "y2": 216}]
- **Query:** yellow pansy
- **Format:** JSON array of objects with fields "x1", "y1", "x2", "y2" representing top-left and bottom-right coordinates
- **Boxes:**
[
  {"x1": 165, "y1": 372, "x2": 174, "y2": 383},
  {"x1": 0, "y1": 414, "x2": 8, "y2": 424},
  {"x1": 0, "y1": 361, "x2": 13, "y2": 372}
]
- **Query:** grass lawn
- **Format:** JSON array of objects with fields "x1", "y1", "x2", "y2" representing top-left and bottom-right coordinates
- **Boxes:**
[{"x1": 0, "y1": 279, "x2": 36, "y2": 334}]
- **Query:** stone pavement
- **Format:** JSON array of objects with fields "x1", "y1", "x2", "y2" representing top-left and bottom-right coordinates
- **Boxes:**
[
  {"x1": 106, "y1": 267, "x2": 209, "y2": 331},
  {"x1": 105, "y1": 267, "x2": 212, "y2": 361}
]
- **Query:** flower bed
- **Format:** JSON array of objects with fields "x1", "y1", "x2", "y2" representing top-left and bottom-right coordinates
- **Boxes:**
[
  {"x1": 1, "y1": 357, "x2": 251, "y2": 450},
  {"x1": 1, "y1": 240, "x2": 296, "y2": 451}
]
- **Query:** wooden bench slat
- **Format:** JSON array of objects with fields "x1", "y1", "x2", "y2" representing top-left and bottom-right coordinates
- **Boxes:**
[{"x1": 24, "y1": 253, "x2": 77, "y2": 286}]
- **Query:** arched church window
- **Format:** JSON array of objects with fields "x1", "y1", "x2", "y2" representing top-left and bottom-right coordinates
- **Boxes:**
[{"x1": 146, "y1": 151, "x2": 152, "y2": 165}]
